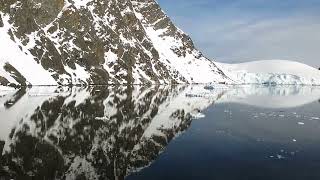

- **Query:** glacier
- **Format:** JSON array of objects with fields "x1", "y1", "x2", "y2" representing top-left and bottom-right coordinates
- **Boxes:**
[{"x1": 218, "y1": 60, "x2": 320, "y2": 86}]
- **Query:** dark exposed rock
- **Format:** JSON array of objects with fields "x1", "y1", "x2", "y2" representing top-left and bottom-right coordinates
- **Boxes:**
[
  {"x1": 0, "y1": 13, "x2": 3, "y2": 27},
  {"x1": 3, "y1": 62, "x2": 27, "y2": 86},
  {"x1": 0, "y1": 76, "x2": 9, "y2": 86}
]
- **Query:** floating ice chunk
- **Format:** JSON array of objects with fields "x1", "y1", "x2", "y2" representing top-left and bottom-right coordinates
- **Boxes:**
[
  {"x1": 277, "y1": 154, "x2": 285, "y2": 159},
  {"x1": 191, "y1": 113, "x2": 206, "y2": 120}
]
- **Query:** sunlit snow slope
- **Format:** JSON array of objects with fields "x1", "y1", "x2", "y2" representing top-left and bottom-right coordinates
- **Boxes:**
[{"x1": 218, "y1": 60, "x2": 320, "y2": 85}]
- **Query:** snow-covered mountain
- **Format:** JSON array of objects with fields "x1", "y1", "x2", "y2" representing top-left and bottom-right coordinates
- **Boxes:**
[
  {"x1": 218, "y1": 60, "x2": 320, "y2": 85},
  {"x1": 0, "y1": 1, "x2": 319, "y2": 87},
  {"x1": 0, "y1": 0, "x2": 229, "y2": 87}
]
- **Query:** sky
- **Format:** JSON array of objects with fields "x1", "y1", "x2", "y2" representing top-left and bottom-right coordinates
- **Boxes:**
[{"x1": 157, "y1": 0, "x2": 320, "y2": 68}]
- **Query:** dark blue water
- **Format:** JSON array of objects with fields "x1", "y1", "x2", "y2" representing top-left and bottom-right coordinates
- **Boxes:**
[{"x1": 129, "y1": 101, "x2": 320, "y2": 180}]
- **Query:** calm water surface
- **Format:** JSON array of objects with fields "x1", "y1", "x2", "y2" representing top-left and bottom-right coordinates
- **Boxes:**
[{"x1": 0, "y1": 85, "x2": 320, "y2": 180}]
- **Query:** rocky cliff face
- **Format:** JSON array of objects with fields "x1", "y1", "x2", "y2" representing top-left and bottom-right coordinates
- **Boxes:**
[{"x1": 0, "y1": 0, "x2": 229, "y2": 86}]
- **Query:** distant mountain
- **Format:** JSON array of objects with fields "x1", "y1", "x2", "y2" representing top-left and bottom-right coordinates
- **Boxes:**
[
  {"x1": 0, "y1": 0, "x2": 229, "y2": 87},
  {"x1": 217, "y1": 60, "x2": 320, "y2": 85}
]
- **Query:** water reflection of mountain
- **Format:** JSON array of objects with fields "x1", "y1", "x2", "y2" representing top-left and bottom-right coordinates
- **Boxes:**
[
  {"x1": 0, "y1": 85, "x2": 221, "y2": 180},
  {"x1": 1, "y1": 85, "x2": 320, "y2": 179},
  {"x1": 217, "y1": 85, "x2": 320, "y2": 108}
]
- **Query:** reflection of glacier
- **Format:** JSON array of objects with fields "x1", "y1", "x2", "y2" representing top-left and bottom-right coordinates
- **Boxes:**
[
  {"x1": 217, "y1": 85, "x2": 320, "y2": 108},
  {"x1": 0, "y1": 85, "x2": 223, "y2": 180}
]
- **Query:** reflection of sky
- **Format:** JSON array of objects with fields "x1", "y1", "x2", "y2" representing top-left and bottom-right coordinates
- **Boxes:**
[{"x1": 158, "y1": 0, "x2": 320, "y2": 67}]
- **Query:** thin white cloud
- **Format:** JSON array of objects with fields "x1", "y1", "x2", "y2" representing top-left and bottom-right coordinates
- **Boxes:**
[
  {"x1": 173, "y1": 15, "x2": 320, "y2": 67},
  {"x1": 159, "y1": 1, "x2": 320, "y2": 68}
]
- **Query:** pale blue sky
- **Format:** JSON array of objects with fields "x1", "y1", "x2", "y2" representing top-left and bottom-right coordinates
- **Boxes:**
[{"x1": 158, "y1": 0, "x2": 320, "y2": 67}]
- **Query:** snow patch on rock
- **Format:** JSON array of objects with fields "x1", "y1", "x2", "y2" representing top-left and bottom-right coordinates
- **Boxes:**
[{"x1": 0, "y1": 14, "x2": 57, "y2": 86}]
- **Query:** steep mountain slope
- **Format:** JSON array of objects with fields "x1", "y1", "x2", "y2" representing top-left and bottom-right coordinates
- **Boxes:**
[
  {"x1": 0, "y1": 0, "x2": 229, "y2": 86},
  {"x1": 217, "y1": 60, "x2": 320, "y2": 85}
]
